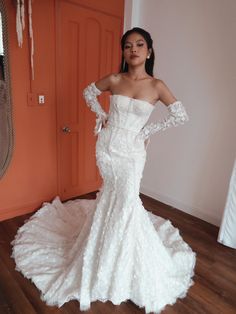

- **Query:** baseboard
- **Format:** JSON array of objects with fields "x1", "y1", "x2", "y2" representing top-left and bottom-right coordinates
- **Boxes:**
[{"x1": 140, "y1": 186, "x2": 221, "y2": 227}]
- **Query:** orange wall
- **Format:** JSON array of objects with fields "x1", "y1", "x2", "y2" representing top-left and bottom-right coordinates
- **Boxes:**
[
  {"x1": 0, "y1": 0, "x2": 124, "y2": 221},
  {"x1": 0, "y1": 0, "x2": 58, "y2": 221}
]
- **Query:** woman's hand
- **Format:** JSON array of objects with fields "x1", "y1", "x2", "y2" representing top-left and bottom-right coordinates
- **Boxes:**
[
  {"x1": 144, "y1": 137, "x2": 150, "y2": 149},
  {"x1": 135, "y1": 132, "x2": 150, "y2": 150},
  {"x1": 102, "y1": 116, "x2": 109, "y2": 129}
]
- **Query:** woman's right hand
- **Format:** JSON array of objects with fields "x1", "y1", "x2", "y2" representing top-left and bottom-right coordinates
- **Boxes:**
[{"x1": 102, "y1": 116, "x2": 109, "y2": 129}]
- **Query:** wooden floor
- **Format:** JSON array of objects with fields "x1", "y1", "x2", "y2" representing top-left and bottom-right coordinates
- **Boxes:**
[{"x1": 0, "y1": 192, "x2": 236, "y2": 314}]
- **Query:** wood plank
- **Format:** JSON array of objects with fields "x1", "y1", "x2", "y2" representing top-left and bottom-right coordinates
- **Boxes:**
[{"x1": 0, "y1": 192, "x2": 235, "y2": 313}]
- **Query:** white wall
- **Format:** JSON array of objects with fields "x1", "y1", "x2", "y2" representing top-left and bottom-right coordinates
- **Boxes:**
[
  {"x1": 125, "y1": 0, "x2": 236, "y2": 226},
  {"x1": 0, "y1": 14, "x2": 3, "y2": 55}
]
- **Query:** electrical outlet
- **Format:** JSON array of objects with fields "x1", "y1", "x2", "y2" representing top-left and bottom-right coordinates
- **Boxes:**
[{"x1": 38, "y1": 95, "x2": 45, "y2": 104}]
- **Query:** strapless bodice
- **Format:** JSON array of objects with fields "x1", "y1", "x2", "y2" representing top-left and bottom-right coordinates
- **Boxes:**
[{"x1": 106, "y1": 94, "x2": 155, "y2": 133}]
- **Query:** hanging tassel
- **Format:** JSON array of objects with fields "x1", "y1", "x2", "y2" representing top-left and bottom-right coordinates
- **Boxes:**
[
  {"x1": 21, "y1": 0, "x2": 25, "y2": 30},
  {"x1": 15, "y1": 0, "x2": 35, "y2": 80},
  {"x1": 28, "y1": 0, "x2": 34, "y2": 80},
  {"x1": 16, "y1": 0, "x2": 24, "y2": 47}
]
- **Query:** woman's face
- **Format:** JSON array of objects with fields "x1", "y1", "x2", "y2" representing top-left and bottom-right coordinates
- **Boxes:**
[{"x1": 123, "y1": 32, "x2": 151, "y2": 67}]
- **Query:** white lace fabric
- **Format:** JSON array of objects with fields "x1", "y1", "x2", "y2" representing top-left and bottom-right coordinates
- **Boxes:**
[
  {"x1": 11, "y1": 90, "x2": 196, "y2": 314},
  {"x1": 83, "y1": 83, "x2": 108, "y2": 135},
  {"x1": 138, "y1": 100, "x2": 189, "y2": 140}
]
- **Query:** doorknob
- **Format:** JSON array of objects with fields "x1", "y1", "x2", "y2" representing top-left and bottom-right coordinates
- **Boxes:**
[{"x1": 62, "y1": 126, "x2": 71, "y2": 133}]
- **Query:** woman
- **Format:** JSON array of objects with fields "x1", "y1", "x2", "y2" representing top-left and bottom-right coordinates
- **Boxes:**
[{"x1": 11, "y1": 28, "x2": 196, "y2": 314}]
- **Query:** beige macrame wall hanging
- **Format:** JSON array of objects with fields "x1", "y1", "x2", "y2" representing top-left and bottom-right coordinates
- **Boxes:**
[{"x1": 15, "y1": 0, "x2": 34, "y2": 80}]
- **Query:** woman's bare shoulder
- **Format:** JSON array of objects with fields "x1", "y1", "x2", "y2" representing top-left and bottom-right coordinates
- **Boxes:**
[
  {"x1": 151, "y1": 77, "x2": 163, "y2": 87},
  {"x1": 95, "y1": 73, "x2": 121, "y2": 91},
  {"x1": 152, "y1": 78, "x2": 177, "y2": 105}
]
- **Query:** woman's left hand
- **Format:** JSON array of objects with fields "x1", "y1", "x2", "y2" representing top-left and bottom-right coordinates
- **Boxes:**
[{"x1": 144, "y1": 137, "x2": 150, "y2": 149}]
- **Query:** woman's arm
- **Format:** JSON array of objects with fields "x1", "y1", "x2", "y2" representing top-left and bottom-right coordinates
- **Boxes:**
[
  {"x1": 94, "y1": 73, "x2": 116, "y2": 92},
  {"x1": 157, "y1": 79, "x2": 178, "y2": 106},
  {"x1": 139, "y1": 79, "x2": 189, "y2": 142},
  {"x1": 83, "y1": 74, "x2": 116, "y2": 135}
]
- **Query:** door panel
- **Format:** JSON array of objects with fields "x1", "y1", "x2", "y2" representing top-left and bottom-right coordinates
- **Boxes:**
[{"x1": 56, "y1": 0, "x2": 123, "y2": 200}]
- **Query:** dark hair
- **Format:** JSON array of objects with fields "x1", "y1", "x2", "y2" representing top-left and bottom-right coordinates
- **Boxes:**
[{"x1": 119, "y1": 27, "x2": 155, "y2": 76}]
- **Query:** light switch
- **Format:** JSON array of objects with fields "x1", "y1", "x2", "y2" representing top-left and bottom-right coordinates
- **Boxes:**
[{"x1": 38, "y1": 95, "x2": 45, "y2": 104}]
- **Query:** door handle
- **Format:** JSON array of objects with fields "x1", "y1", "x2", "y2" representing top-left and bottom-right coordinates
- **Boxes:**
[{"x1": 62, "y1": 126, "x2": 71, "y2": 133}]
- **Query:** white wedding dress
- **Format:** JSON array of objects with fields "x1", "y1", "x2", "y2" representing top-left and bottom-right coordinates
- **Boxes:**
[{"x1": 11, "y1": 93, "x2": 196, "y2": 314}]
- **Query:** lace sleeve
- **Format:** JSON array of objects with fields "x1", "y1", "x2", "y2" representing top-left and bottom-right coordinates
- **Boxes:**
[
  {"x1": 83, "y1": 82, "x2": 108, "y2": 135},
  {"x1": 138, "y1": 100, "x2": 189, "y2": 140}
]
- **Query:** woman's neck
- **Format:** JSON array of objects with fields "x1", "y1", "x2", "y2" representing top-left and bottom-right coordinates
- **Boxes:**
[{"x1": 125, "y1": 65, "x2": 149, "y2": 81}]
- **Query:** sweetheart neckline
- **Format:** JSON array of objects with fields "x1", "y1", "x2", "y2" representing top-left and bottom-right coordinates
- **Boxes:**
[{"x1": 110, "y1": 94, "x2": 156, "y2": 108}]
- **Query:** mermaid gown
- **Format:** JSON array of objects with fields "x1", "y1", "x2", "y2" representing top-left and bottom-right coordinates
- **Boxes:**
[{"x1": 11, "y1": 94, "x2": 196, "y2": 314}]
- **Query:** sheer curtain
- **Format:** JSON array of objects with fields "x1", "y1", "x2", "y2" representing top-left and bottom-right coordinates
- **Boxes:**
[{"x1": 217, "y1": 158, "x2": 236, "y2": 249}]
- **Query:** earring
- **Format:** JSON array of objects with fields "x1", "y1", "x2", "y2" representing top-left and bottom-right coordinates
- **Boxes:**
[{"x1": 147, "y1": 55, "x2": 150, "y2": 59}]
